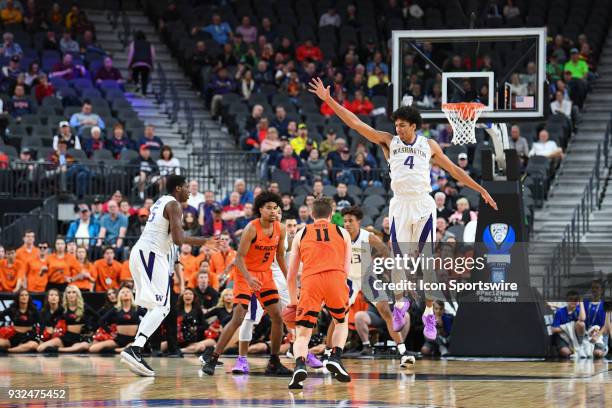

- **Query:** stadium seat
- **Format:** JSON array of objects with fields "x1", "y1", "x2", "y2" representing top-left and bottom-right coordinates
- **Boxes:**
[{"x1": 362, "y1": 195, "x2": 386, "y2": 209}]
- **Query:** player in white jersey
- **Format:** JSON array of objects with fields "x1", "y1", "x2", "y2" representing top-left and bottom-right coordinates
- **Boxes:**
[
  {"x1": 308, "y1": 77, "x2": 497, "y2": 340},
  {"x1": 323, "y1": 206, "x2": 415, "y2": 367},
  {"x1": 121, "y1": 175, "x2": 215, "y2": 377}
]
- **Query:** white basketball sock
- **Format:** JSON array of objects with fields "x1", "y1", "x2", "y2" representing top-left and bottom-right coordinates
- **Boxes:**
[
  {"x1": 398, "y1": 343, "x2": 407, "y2": 355},
  {"x1": 133, "y1": 306, "x2": 168, "y2": 348}
]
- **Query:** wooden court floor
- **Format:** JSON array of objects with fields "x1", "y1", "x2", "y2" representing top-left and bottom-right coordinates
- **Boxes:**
[{"x1": 1, "y1": 354, "x2": 611, "y2": 407}]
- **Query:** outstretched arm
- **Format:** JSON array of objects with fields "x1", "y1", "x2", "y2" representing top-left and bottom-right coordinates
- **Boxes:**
[
  {"x1": 308, "y1": 77, "x2": 392, "y2": 148},
  {"x1": 428, "y1": 139, "x2": 498, "y2": 210},
  {"x1": 167, "y1": 201, "x2": 217, "y2": 247}
]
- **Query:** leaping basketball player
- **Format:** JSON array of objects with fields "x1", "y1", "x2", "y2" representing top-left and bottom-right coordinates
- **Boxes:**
[
  {"x1": 201, "y1": 192, "x2": 292, "y2": 376},
  {"x1": 309, "y1": 77, "x2": 497, "y2": 341},
  {"x1": 121, "y1": 175, "x2": 216, "y2": 377}
]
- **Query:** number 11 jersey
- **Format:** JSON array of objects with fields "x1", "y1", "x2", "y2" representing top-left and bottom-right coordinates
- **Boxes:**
[{"x1": 388, "y1": 135, "x2": 432, "y2": 197}]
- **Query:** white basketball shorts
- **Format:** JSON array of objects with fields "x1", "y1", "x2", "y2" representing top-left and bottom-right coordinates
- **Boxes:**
[
  {"x1": 389, "y1": 193, "x2": 437, "y2": 256},
  {"x1": 129, "y1": 243, "x2": 172, "y2": 310}
]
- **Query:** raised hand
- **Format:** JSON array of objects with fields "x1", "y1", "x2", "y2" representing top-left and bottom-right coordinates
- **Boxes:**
[{"x1": 308, "y1": 77, "x2": 330, "y2": 102}]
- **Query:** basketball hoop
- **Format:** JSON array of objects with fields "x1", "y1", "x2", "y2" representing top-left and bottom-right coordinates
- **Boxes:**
[{"x1": 442, "y1": 102, "x2": 486, "y2": 145}]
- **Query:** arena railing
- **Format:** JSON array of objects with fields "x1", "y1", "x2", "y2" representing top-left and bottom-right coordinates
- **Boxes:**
[
  {"x1": 187, "y1": 151, "x2": 262, "y2": 198},
  {"x1": 1, "y1": 161, "x2": 186, "y2": 203},
  {"x1": 0, "y1": 208, "x2": 57, "y2": 248},
  {"x1": 544, "y1": 121, "x2": 612, "y2": 299},
  {"x1": 156, "y1": 62, "x2": 167, "y2": 106}
]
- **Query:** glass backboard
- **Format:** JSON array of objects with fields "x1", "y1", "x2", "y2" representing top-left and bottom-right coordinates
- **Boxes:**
[{"x1": 391, "y1": 28, "x2": 547, "y2": 123}]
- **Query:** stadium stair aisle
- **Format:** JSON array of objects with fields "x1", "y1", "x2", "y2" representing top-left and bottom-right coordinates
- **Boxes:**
[
  {"x1": 85, "y1": 9, "x2": 234, "y2": 164},
  {"x1": 528, "y1": 26, "x2": 612, "y2": 289}
]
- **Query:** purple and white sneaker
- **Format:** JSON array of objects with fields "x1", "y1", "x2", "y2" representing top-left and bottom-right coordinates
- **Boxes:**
[
  {"x1": 422, "y1": 313, "x2": 437, "y2": 340},
  {"x1": 306, "y1": 352, "x2": 323, "y2": 368},
  {"x1": 231, "y1": 356, "x2": 249, "y2": 374},
  {"x1": 392, "y1": 300, "x2": 410, "y2": 332}
]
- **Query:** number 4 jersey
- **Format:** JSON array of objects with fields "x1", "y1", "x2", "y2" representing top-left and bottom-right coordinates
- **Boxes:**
[{"x1": 388, "y1": 134, "x2": 432, "y2": 197}]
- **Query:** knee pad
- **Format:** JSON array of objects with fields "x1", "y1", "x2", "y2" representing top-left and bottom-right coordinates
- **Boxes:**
[{"x1": 239, "y1": 319, "x2": 255, "y2": 342}]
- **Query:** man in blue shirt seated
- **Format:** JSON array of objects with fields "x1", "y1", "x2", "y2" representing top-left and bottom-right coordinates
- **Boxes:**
[
  {"x1": 66, "y1": 203, "x2": 100, "y2": 248},
  {"x1": 551, "y1": 290, "x2": 586, "y2": 358},
  {"x1": 192, "y1": 13, "x2": 233, "y2": 45},
  {"x1": 96, "y1": 200, "x2": 128, "y2": 261}
]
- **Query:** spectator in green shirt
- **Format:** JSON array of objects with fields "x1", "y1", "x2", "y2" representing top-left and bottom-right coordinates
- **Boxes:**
[
  {"x1": 546, "y1": 54, "x2": 564, "y2": 83},
  {"x1": 564, "y1": 48, "x2": 589, "y2": 80}
]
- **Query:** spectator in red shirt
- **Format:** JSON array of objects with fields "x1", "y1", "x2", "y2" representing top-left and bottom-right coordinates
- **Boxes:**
[
  {"x1": 321, "y1": 91, "x2": 350, "y2": 117},
  {"x1": 94, "y1": 57, "x2": 124, "y2": 87},
  {"x1": 296, "y1": 39, "x2": 323, "y2": 62},
  {"x1": 222, "y1": 191, "x2": 244, "y2": 229},
  {"x1": 34, "y1": 73, "x2": 54, "y2": 104},
  {"x1": 245, "y1": 117, "x2": 269, "y2": 151},
  {"x1": 346, "y1": 90, "x2": 374, "y2": 115},
  {"x1": 49, "y1": 53, "x2": 86, "y2": 81},
  {"x1": 279, "y1": 144, "x2": 301, "y2": 181}
]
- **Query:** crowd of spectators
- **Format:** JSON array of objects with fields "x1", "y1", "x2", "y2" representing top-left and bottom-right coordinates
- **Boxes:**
[
  {"x1": 0, "y1": 1, "x2": 172, "y2": 201},
  {"x1": 166, "y1": 0, "x2": 603, "y2": 242}
]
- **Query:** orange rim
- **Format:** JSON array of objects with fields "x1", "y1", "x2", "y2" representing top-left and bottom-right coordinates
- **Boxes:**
[{"x1": 442, "y1": 102, "x2": 486, "y2": 120}]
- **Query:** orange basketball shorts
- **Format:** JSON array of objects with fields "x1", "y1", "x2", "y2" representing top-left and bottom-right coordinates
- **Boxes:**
[
  {"x1": 233, "y1": 270, "x2": 280, "y2": 308},
  {"x1": 296, "y1": 270, "x2": 349, "y2": 328}
]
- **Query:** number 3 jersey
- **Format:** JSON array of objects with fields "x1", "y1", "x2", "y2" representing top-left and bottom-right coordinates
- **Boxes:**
[
  {"x1": 388, "y1": 135, "x2": 432, "y2": 197},
  {"x1": 245, "y1": 219, "x2": 281, "y2": 274}
]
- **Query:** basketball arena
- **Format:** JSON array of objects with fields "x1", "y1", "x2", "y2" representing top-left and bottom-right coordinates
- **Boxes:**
[{"x1": 1, "y1": 0, "x2": 611, "y2": 407}]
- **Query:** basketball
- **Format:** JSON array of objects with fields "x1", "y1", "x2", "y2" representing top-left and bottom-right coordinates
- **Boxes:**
[{"x1": 281, "y1": 305, "x2": 297, "y2": 329}]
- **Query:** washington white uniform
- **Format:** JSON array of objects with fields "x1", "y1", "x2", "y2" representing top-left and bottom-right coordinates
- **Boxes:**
[
  {"x1": 129, "y1": 195, "x2": 178, "y2": 310},
  {"x1": 387, "y1": 135, "x2": 436, "y2": 255},
  {"x1": 245, "y1": 234, "x2": 290, "y2": 324},
  {"x1": 348, "y1": 229, "x2": 372, "y2": 305}
]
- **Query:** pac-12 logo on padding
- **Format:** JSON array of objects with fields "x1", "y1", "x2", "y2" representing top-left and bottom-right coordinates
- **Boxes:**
[{"x1": 483, "y1": 223, "x2": 515, "y2": 254}]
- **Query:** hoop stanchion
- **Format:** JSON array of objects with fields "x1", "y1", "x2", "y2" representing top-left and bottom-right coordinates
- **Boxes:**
[{"x1": 442, "y1": 102, "x2": 486, "y2": 145}]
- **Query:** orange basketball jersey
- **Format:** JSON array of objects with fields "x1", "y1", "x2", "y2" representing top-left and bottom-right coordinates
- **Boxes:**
[
  {"x1": 300, "y1": 220, "x2": 346, "y2": 278},
  {"x1": 244, "y1": 219, "x2": 281, "y2": 273}
]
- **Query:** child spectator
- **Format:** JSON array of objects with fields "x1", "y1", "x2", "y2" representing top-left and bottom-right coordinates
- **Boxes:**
[{"x1": 551, "y1": 290, "x2": 585, "y2": 358}]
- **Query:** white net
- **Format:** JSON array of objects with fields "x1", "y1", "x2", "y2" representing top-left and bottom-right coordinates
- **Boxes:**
[{"x1": 442, "y1": 103, "x2": 486, "y2": 145}]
